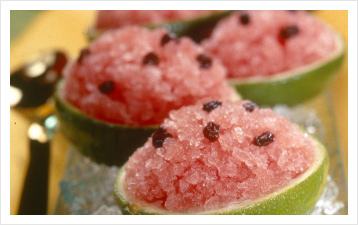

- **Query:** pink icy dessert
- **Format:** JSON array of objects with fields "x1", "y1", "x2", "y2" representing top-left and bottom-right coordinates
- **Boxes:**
[
  {"x1": 62, "y1": 26, "x2": 236, "y2": 126},
  {"x1": 94, "y1": 10, "x2": 221, "y2": 30},
  {"x1": 124, "y1": 100, "x2": 316, "y2": 212},
  {"x1": 202, "y1": 10, "x2": 338, "y2": 78}
]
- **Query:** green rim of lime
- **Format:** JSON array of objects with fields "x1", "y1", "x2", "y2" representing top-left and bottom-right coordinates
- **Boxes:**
[{"x1": 54, "y1": 81, "x2": 158, "y2": 167}]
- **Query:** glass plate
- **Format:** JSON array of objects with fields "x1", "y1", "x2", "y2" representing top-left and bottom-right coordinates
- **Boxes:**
[{"x1": 54, "y1": 91, "x2": 348, "y2": 215}]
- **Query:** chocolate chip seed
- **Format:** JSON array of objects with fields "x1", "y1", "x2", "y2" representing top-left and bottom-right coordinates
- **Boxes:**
[
  {"x1": 98, "y1": 80, "x2": 114, "y2": 94},
  {"x1": 143, "y1": 52, "x2": 159, "y2": 65},
  {"x1": 287, "y1": 10, "x2": 298, "y2": 14},
  {"x1": 152, "y1": 126, "x2": 173, "y2": 148},
  {"x1": 161, "y1": 33, "x2": 178, "y2": 46},
  {"x1": 77, "y1": 48, "x2": 90, "y2": 64},
  {"x1": 203, "y1": 122, "x2": 221, "y2": 142},
  {"x1": 197, "y1": 54, "x2": 212, "y2": 69},
  {"x1": 243, "y1": 102, "x2": 258, "y2": 112},
  {"x1": 203, "y1": 100, "x2": 222, "y2": 113},
  {"x1": 239, "y1": 13, "x2": 250, "y2": 25},
  {"x1": 253, "y1": 131, "x2": 275, "y2": 146},
  {"x1": 279, "y1": 25, "x2": 299, "y2": 40}
]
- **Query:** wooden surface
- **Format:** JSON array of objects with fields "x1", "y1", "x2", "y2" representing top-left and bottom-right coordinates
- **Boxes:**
[{"x1": 10, "y1": 10, "x2": 348, "y2": 215}]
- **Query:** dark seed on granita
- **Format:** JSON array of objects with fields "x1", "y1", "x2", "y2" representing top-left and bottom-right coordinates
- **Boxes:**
[
  {"x1": 203, "y1": 100, "x2": 222, "y2": 113},
  {"x1": 239, "y1": 13, "x2": 250, "y2": 25},
  {"x1": 143, "y1": 52, "x2": 159, "y2": 65},
  {"x1": 203, "y1": 122, "x2": 221, "y2": 142},
  {"x1": 243, "y1": 102, "x2": 258, "y2": 112},
  {"x1": 161, "y1": 33, "x2": 178, "y2": 46},
  {"x1": 287, "y1": 10, "x2": 298, "y2": 14},
  {"x1": 197, "y1": 54, "x2": 212, "y2": 69},
  {"x1": 279, "y1": 25, "x2": 299, "y2": 40},
  {"x1": 77, "y1": 48, "x2": 90, "y2": 64},
  {"x1": 253, "y1": 131, "x2": 275, "y2": 146},
  {"x1": 98, "y1": 80, "x2": 115, "y2": 94},
  {"x1": 152, "y1": 126, "x2": 173, "y2": 148}
]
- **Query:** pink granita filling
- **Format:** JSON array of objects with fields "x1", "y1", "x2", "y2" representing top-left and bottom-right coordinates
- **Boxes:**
[
  {"x1": 94, "y1": 10, "x2": 221, "y2": 30},
  {"x1": 202, "y1": 10, "x2": 337, "y2": 78},
  {"x1": 124, "y1": 100, "x2": 316, "y2": 213},
  {"x1": 62, "y1": 26, "x2": 235, "y2": 126}
]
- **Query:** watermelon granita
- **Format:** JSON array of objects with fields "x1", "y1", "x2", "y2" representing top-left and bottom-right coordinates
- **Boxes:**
[
  {"x1": 94, "y1": 10, "x2": 221, "y2": 30},
  {"x1": 61, "y1": 26, "x2": 236, "y2": 126},
  {"x1": 121, "y1": 100, "x2": 317, "y2": 213},
  {"x1": 202, "y1": 10, "x2": 338, "y2": 78}
]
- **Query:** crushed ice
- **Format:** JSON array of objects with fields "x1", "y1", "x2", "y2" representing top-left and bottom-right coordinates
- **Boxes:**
[
  {"x1": 57, "y1": 104, "x2": 344, "y2": 215},
  {"x1": 272, "y1": 104, "x2": 325, "y2": 140},
  {"x1": 311, "y1": 176, "x2": 345, "y2": 215},
  {"x1": 59, "y1": 156, "x2": 122, "y2": 215}
]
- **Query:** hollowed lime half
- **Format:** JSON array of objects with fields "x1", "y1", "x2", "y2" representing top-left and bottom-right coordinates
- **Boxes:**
[
  {"x1": 54, "y1": 81, "x2": 158, "y2": 166},
  {"x1": 228, "y1": 29, "x2": 345, "y2": 106},
  {"x1": 114, "y1": 135, "x2": 328, "y2": 215}
]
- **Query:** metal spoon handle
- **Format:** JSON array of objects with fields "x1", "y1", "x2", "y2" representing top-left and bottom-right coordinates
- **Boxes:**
[{"x1": 18, "y1": 130, "x2": 50, "y2": 214}]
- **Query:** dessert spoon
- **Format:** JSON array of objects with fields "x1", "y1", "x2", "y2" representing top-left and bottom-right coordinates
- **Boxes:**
[{"x1": 11, "y1": 50, "x2": 67, "y2": 214}]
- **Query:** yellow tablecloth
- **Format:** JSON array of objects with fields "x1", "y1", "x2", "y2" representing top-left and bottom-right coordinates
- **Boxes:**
[{"x1": 10, "y1": 10, "x2": 348, "y2": 215}]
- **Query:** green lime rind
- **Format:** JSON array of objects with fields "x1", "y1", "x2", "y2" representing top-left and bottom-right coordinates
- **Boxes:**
[
  {"x1": 151, "y1": 10, "x2": 234, "y2": 43},
  {"x1": 114, "y1": 134, "x2": 328, "y2": 215},
  {"x1": 54, "y1": 81, "x2": 158, "y2": 167},
  {"x1": 89, "y1": 10, "x2": 234, "y2": 43},
  {"x1": 228, "y1": 28, "x2": 345, "y2": 106}
]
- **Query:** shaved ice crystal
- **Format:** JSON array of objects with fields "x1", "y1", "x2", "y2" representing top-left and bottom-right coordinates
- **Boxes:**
[
  {"x1": 124, "y1": 100, "x2": 316, "y2": 213},
  {"x1": 202, "y1": 10, "x2": 338, "y2": 78},
  {"x1": 95, "y1": 10, "x2": 221, "y2": 30},
  {"x1": 62, "y1": 26, "x2": 235, "y2": 126}
]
